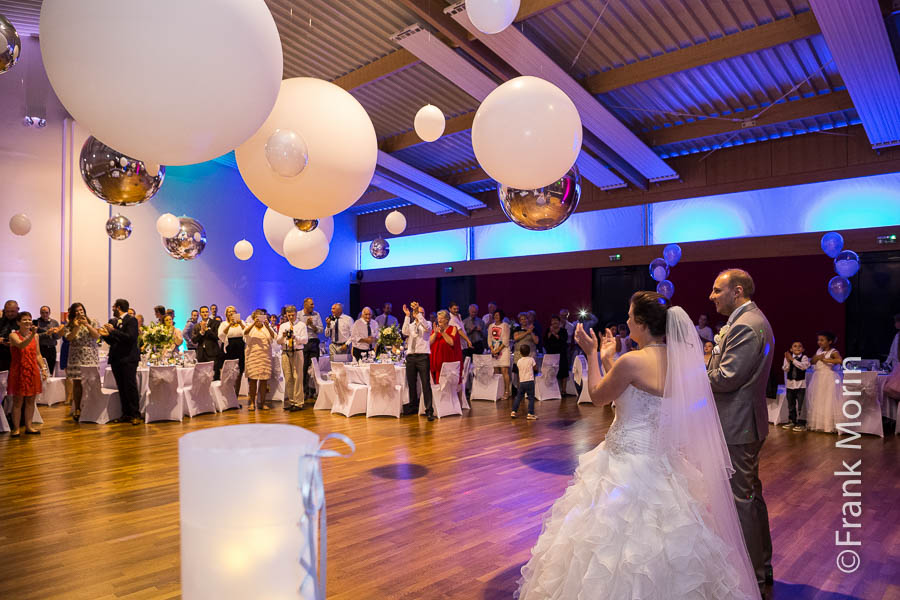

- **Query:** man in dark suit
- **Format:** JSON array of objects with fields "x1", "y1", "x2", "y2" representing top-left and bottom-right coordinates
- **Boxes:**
[
  {"x1": 99, "y1": 298, "x2": 142, "y2": 425},
  {"x1": 707, "y1": 269, "x2": 775, "y2": 592},
  {"x1": 191, "y1": 305, "x2": 222, "y2": 379}
]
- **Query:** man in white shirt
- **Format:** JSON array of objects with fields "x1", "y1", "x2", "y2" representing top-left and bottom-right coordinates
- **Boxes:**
[
  {"x1": 299, "y1": 298, "x2": 323, "y2": 401},
  {"x1": 277, "y1": 304, "x2": 309, "y2": 411},
  {"x1": 696, "y1": 313, "x2": 714, "y2": 342},
  {"x1": 482, "y1": 301, "x2": 509, "y2": 326},
  {"x1": 448, "y1": 301, "x2": 472, "y2": 353},
  {"x1": 402, "y1": 301, "x2": 434, "y2": 420},
  {"x1": 350, "y1": 306, "x2": 380, "y2": 361},
  {"x1": 325, "y1": 303, "x2": 353, "y2": 360},
  {"x1": 375, "y1": 302, "x2": 399, "y2": 330}
]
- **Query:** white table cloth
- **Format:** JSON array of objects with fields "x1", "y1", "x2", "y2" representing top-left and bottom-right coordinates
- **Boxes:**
[{"x1": 343, "y1": 363, "x2": 410, "y2": 404}]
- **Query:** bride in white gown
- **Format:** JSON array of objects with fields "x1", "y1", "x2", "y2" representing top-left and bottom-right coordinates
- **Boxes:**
[{"x1": 517, "y1": 292, "x2": 760, "y2": 600}]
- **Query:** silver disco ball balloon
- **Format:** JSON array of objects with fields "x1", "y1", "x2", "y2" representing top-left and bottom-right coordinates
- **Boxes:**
[
  {"x1": 293, "y1": 218, "x2": 319, "y2": 232},
  {"x1": 105, "y1": 214, "x2": 132, "y2": 240},
  {"x1": 162, "y1": 217, "x2": 207, "y2": 260},
  {"x1": 80, "y1": 136, "x2": 165, "y2": 205},
  {"x1": 0, "y1": 14, "x2": 21, "y2": 75},
  {"x1": 370, "y1": 236, "x2": 390, "y2": 259},
  {"x1": 497, "y1": 165, "x2": 581, "y2": 231}
]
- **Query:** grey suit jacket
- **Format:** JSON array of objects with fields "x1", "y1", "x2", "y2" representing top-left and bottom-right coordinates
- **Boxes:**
[{"x1": 707, "y1": 302, "x2": 774, "y2": 445}]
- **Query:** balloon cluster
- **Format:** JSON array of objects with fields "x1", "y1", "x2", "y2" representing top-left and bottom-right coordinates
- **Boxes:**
[
  {"x1": 650, "y1": 244, "x2": 682, "y2": 299},
  {"x1": 156, "y1": 214, "x2": 207, "y2": 261},
  {"x1": 820, "y1": 232, "x2": 858, "y2": 303},
  {"x1": 261, "y1": 207, "x2": 334, "y2": 269}
]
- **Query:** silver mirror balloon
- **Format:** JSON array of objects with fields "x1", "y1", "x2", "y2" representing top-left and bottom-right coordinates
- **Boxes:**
[
  {"x1": 80, "y1": 136, "x2": 165, "y2": 205},
  {"x1": 161, "y1": 217, "x2": 207, "y2": 260},
  {"x1": 293, "y1": 218, "x2": 319, "y2": 232},
  {"x1": 497, "y1": 165, "x2": 581, "y2": 231},
  {"x1": 265, "y1": 128, "x2": 309, "y2": 177},
  {"x1": 0, "y1": 14, "x2": 21, "y2": 75},
  {"x1": 370, "y1": 236, "x2": 390, "y2": 259},
  {"x1": 105, "y1": 214, "x2": 132, "y2": 240}
]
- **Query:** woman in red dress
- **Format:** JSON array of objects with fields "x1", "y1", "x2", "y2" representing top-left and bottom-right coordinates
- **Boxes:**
[
  {"x1": 429, "y1": 310, "x2": 462, "y2": 384},
  {"x1": 8, "y1": 311, "x2": 43, "y2": 436}
]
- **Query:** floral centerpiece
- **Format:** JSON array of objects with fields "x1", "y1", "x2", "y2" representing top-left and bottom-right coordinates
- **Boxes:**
[
  {"x1": 141, "y1": 322, "x2": 175, "y2": 364},
  {"x1": 376, "y1": 324, "x2": 403, "y2": 360}
]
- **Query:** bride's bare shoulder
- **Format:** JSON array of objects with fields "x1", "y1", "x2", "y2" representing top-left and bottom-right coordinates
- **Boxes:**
[{"x1": 623, "y1": 347, "x2": 667, "y2": 396}]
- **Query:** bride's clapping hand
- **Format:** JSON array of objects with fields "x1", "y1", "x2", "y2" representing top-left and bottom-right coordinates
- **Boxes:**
[
  {"x1": 574, "y1": 323, "x2": 598, "y2": 354},
  {"x1": 599, "y1": 328, "x2": 617, "y2": 362}
]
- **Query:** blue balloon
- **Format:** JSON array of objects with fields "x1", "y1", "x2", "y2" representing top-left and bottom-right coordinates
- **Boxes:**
[
  {"x1": 828, "y1": 276, "x2": 851, "y2": 303},
  {"x1": 820, "y1": 231, "x2": 844, "y2": 258},
  {"x1": 656, "y1": 279, "x2": 674, "y2": 299},
  {"x1": 649, "y1": 258, "x2": 669, "y2": 282},
  {"x1": 662, "y1": 243, "x2": 682, "y2": 267},
  {"x1": 834, "y1": 250, "x2": 859, "y2": 278}
]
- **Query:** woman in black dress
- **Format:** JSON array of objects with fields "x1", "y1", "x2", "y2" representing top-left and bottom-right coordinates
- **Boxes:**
[{"x1": 544, "y1": 315, "x2": 570, "y2": 395}]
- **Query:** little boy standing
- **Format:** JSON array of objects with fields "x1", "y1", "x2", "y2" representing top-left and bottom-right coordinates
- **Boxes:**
[
  {"x1": 782, "y1": 341, "x2": 810, "y2": 431},
  {"x1": 512, "y1": 344, "x2": 538, "y2": 420}
]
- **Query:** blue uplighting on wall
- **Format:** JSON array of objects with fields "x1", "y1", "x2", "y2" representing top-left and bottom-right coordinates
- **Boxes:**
[
  {"x1": 359, "y1": 228, "x2": 469, "y2": 270},
  {"x1": 803, "y1": 179, "x2": 900, "y2": 231},
  {"x1": 652, "y1": 201, "x2": 749, "y2": 244}
]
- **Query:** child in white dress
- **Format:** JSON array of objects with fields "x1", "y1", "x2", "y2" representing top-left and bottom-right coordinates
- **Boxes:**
[{"x1": 806, "y1": 331, "x2": 842, "y2": 433}]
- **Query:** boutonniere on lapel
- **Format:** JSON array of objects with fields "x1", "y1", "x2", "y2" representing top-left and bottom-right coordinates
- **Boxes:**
[
  {"x1": 117, "y1": 318, "x2": 123, "y2": 327},
  {"x1": 713, "y1": 324, "x2": 730, "y2": 354}
]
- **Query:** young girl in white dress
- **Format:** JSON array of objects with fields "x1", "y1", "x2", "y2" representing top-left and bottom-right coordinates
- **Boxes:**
[
  {"x1": 806, "y1": 330, "x2": 843, "y2": 433},
  {"x1": 517, "y1": 292, "x2": 759, "y2": 600}
]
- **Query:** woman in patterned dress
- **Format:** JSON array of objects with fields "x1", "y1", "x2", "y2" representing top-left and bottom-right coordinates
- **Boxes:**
[
  {"x1": 243, "y1": 309, "x2": 276, "y2": 410},
  {"x1": 64, "y1": 302, "x2": 101, "y2": 422},
  {"x1": 8, "y1": 311, "x2": 43, "y2": 436}
]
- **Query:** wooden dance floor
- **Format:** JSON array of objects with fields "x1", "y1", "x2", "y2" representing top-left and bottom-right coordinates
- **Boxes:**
[{"x1": 1, "y1": 399, "x2": 898, "y2": 599}]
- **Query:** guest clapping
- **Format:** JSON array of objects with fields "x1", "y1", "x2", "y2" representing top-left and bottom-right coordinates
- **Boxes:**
[
  {"x1": 350, "y1": 307, "x2": 379, "y2": 361},
  {"x1": 430, "y1": 309, "x2": 461, "y2": 385},
  {"x1": 402, "y1": 302, "x2": 434, "y2": 419},
  {"x1": 7, "y1": 312, "x2": 43, "y2": 436},
  {"x1": 34, "y1": 306, "x2": 63, "y2": 375},
  {"x1": 218, "y1": 306, "x2": 246, "y2": 395},
  {"x1": 191, "y1": 306, "x2": 222, "y2": 379},
  {"x1": 243, "y1": 310, "x2": 276, "y2": 410}
]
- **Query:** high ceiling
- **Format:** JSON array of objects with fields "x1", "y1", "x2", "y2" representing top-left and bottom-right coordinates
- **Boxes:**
[{"x1": 3, "y1": 0, "x2": 898, "y2": 217}]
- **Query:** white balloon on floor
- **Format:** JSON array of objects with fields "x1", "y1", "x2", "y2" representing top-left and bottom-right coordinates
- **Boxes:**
[
  {"x1": 413, "y1": 104, "x2": 445, "y2": 142},
  {"x1": 263, "y1": 208, "x2": 334, "y2": 257},
  {"x1": 233, "y1": 240, "x2": 253, "y2": 261},
  {"x1": 156, "y1": 213, "x2": 180, "y2": 238},
  {"x1": 9, "y1": 213, "x2": 31, "y2": 236},
  {"x1": 39, "y1": 0, "x2": 283, "y2": 166},
  {"x1": 385, "y1": 210, "x2": 407, "y2": 235},
  {"x1": 235, "y1": 77, "x2": 377, "y2": 219},
  {"x1": 180, "y1": 424, "x2": 341, "y2": 600},
  {"x1": 472, "y1": 76, "x2": 582, "y2": 190},
  {"x1": 467, "y1": 0, "x2": 521, "y2": 34},
  {"x1": 283, "y1": 228, "x2": 329, "y2": 270}
]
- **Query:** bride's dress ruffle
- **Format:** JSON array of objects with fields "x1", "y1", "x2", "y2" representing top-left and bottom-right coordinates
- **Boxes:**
[{"x1": 516, "y1": 387, "x2": 752, "y2": 600}]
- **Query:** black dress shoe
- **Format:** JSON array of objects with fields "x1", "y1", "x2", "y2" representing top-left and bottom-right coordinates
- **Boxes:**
[
  {"x1": 131, "y1": 417, "x2": 143, "y2": 425},
  {"x1": 401, "y1": 407, "x2": 417, "y2": 416},
  {"x1": 427, "y1": 414, "x2": 436, "y2": 421}
]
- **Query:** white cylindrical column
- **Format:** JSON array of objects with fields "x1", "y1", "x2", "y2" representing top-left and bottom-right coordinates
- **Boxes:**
[{"x1": 180, "y1": 424, "x2": 322, "y2": 599}]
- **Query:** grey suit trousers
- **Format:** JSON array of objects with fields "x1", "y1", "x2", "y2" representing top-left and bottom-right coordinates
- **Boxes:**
[{"x1": 728, "y1": 440, "x2": 773, "y2": 584}]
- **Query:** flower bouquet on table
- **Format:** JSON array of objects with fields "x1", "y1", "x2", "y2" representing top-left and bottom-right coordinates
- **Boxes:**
[
  {"x1": 141, "y1": 323, "x2": 174, "y2": 365},
  {"x1": 376, "y1": 324, "x2": 403, "y2": 360}
]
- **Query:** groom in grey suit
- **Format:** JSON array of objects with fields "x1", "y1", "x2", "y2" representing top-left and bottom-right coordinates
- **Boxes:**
[{"x1": 707, "y1": 268, "x2": 774, "y2": 589}]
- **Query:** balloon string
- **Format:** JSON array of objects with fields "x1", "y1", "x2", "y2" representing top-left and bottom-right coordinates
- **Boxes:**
[{"x1": 570, "y1": 0, "x2": 610, "y2": 71}]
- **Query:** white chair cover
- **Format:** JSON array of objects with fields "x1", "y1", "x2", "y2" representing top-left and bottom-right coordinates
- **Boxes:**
[
  {"x1": 311, "y1": 358, "x2": 337, "y2": 410},
  {"x1": 535, "y1": 354, "x2": 561, "y2": 401},
  {"x1": 843, "y1": 371, "x2": 883, "y2": 437},
  {"x1": 183, "y1": 361, "x2": 217, "y2": 417},
  {"x1": 421, "y1": 361, "x2": 461, "y2": 419},
  {"x1": 366, "y1": 363, "x2": 403, "y2": 418},
  {"x1": 36, "y1": 376, "x2": 67, "y2": 406},
  {"x1": 145, "y1": 365, "x2": 184, "y2": 423},
  {"x1": 183, "y1": 350, "x2": 196, "y2": 363},
  {"x1": 330, "y1": 363, "x2": 367, "y2": 417},
  {"x1": 470, "y1": 354, "x2": 503, "y2": 402},
  {"x1": 458, "y1": 355, "x2": 472, "y2": 410},
  {"x1": 79, "y1": 366, "x2": 122, "y2": 424},
  {"x1": 573, "y1": 355, "x2": 593, "y2": 405},
  {"x1": 212, "y1": 359, "x2": 241, "y2": 412},
  {"x1": 768, "y1": 385, "x2": 790, "y2": 425},
  {"x1": 0, "y1": 371, "x2": 9, "y2": 432}
]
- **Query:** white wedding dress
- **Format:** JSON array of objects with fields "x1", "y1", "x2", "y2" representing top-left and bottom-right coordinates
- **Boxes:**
[{"x1": 517, "y1": 307, "x2": 760, "y2": 600}]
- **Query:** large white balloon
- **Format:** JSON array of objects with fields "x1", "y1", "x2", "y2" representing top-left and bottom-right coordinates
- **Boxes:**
[
  {"x1": 263, "y1": 208, "x2": 334, "y2": 257},
  {"x1": 385, "y1": 210, "x2": 407, "y2": 235},
  {"x1": 283, "y1": 228, "x2": 329, "y2": 270},
  {"x1": 39, "y1": 0, "x2": 283, "y2": 166},
  {"x1": 472, "y1": 76, "x2": 582, "y2": 190},
  {"x1": 9, "y1": 213, "x2": 31, "y2": 236},
  {"x1": 414, "y1": 104, "x2": 445, "y2": 142},
  {"x1": 233, "y1": 239, "x2": 253, "y2": 261},
  {"x1": 467, "y1": 0, "x2": 521, "y2": 34},
  {"x1": 235, "y1": 78, "x2": 377, "y2": 219},
  {"x1": 156, "y1": 213, "x2": 180, "y2": 238}
]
